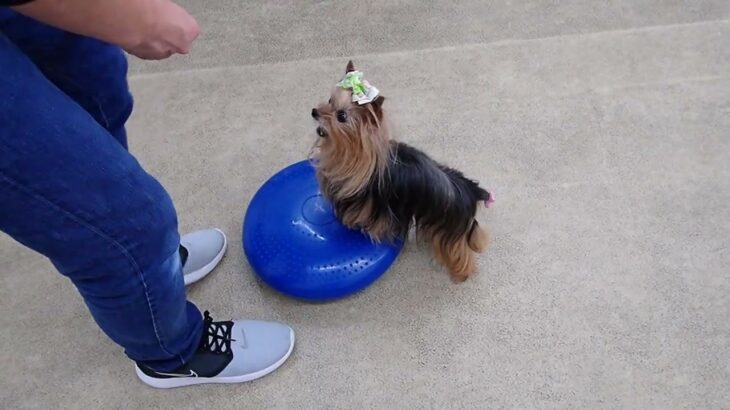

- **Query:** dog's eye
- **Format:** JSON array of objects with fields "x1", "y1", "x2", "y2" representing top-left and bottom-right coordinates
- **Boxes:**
[
  {"x1": 328, "y1": 98, "x2": 332, "y2": 105},
  {"x1": 336, "y1": 110, "x2": 347, "y2": 122}
]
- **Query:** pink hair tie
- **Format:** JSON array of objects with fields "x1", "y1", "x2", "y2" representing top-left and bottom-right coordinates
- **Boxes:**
[{"x1": 484, "y1": 192, "x2": 495, "y2": 208}]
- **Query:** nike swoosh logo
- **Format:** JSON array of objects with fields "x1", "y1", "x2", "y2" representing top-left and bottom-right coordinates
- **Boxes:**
[{"x1": 153, "y1": 369, "x2": 198, "y2": 378}]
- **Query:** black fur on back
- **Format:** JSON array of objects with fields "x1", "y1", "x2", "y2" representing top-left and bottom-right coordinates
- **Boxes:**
[{"x1": 331, "y1": 142, "x2": 490, "y2": 244}]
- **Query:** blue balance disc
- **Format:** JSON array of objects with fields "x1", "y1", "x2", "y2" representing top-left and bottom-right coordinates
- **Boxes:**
[{"x1": 243, "y1": 160, "x2": 403, "y2": 301}]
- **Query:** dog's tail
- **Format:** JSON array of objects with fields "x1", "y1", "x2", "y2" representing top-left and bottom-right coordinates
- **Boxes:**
[{"x1": 471, "y1": 184, "x2": 491, "y2": 206}]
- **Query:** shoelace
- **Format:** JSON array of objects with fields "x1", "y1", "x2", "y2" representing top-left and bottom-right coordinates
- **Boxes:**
[{"x1": 199, "y1": 311, "x2": 235, "y2": 355}]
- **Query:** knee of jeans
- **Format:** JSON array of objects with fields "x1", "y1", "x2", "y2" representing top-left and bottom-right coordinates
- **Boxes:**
[
  {"x1": 54, "y1": 185, "x2": 179, "y2": 284},
  {"x1": 124, "y1": 181, "x2": 180, "y2": 270}
]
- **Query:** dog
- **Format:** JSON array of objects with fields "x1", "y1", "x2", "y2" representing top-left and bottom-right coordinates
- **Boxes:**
[{"x1": 310, "y1": 61, "x2": 492, "y2": 282}]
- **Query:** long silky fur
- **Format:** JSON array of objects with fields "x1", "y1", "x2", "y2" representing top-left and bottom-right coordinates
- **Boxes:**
[{"x1": 313, "y1": 63, "x2": 490, "y2": 281}]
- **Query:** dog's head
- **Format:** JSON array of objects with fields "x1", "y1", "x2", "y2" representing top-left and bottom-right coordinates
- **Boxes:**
[
  {"x1": 311, "y1": 61, "x2": 391, "y2": 196},
  {"x1": 311, "y1": 60, "x2": 387, "y2": 142}
]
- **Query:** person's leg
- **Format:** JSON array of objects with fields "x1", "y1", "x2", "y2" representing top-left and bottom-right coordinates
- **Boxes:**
[
  {"x1": 0, "y1": 9, "x2": 132, "y2": 148},
  {"x1": 1, "y1": 18, "x2": 295, "y2": 389},
  {"x1": 0, "y1": 10, "x2": 226, "y2": 287},
  {"x1": 0, "y1": 32, "x2": 202, "y2": 371}
]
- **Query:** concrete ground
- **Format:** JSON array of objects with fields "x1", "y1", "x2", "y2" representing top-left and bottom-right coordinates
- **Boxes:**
[{"x1": 1, "y1": 1, "x2": 729, "y2": 408}]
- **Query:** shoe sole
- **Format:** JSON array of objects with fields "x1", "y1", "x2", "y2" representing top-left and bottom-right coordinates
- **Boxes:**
[
  {"x1": 135, "y1": 328, "x2": 295, "y2": 389},
  {"x1": 183, "y1": 228, "x2": 227, "y2": 286}
]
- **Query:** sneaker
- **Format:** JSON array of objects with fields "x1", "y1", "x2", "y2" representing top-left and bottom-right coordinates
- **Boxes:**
[
  {"x1": 135, "y1": 311, "x2": 295, "y2": 388},
  {"x1": 180, "y1": 228, "x2": 227, "y2": 286}
]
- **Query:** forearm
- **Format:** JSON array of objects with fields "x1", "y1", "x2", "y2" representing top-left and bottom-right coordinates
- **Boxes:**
[{"x1": 12, "y1": 0, "x2": 166, "y2": 50}]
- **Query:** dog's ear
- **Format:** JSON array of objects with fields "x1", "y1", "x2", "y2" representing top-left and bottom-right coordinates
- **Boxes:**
[
  {"x1": 372, "y1": 95, "x2": 385, "y2": 109},
  {"x1": 346, "y1": 60, "x2": 355, "y2": 73},
  {"x1": 370, "y1": 95, "x2": 386, "y2": 117}
]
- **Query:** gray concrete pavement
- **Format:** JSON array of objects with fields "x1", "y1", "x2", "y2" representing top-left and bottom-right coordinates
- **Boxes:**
[{"x1": 1, "y1": 1, "x2": 729, "y2": 408}]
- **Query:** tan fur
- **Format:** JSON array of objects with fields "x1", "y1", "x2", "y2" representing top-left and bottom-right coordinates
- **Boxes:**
[
  {"x1": 315, "y1": 88, "x2": 391, "y2": 200},
  {"x1": 337, "y1": 197, "x2": 394, "y2": 242},
  {"x1": 314, "y1": 85, "x2": 392, "y2": 224},
  {"x1": 468, "y1": 223, "x2": 489, "y2": 252},
  {"x1": 313, "y1": 61, "x2": 490, "y2": 282},
  {"x1": 431, "y1": 231, "x2": 476, "y2": 282}
]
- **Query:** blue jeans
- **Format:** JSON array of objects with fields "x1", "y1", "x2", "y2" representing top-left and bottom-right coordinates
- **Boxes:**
[{"x1": 0, "y1": 12, "x2": 203, "y2": 372}]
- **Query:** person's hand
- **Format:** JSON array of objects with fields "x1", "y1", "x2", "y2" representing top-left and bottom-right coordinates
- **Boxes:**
[
  {"x1": 13, "y1": 0, "x2": 200, "y2": 61},
  {"x1": 122, "y1": 0, "x2": 200, "y2": 60}
]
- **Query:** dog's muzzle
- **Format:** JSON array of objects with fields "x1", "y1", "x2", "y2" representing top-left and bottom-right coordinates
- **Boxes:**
[{"x1": 312, "y1": 109, "x2": 326, "y2": 137}]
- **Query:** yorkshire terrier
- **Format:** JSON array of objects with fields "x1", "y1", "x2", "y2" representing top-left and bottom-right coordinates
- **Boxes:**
[{"x1": 310, "y1": 61, "x2": 493, "y2": 282}]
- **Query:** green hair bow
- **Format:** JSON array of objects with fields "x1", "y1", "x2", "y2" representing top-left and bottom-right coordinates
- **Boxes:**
[{"x1": 337, "y1": 71, "x2": 380, "y2": 105}]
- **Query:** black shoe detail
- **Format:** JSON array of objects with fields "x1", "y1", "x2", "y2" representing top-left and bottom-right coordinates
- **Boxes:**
[
  {"x1": 179, "y1": 245, "x2": 189, "y2": 268},
  {"x1": 137, "y1": 311, "x2": 235, "y2": 379},
  {"x1": 199, "y1": 311, "x2": 235, "y2": 354}
]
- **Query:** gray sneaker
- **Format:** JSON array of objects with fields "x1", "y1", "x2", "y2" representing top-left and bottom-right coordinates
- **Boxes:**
[
  {"x1": 135, "y1": 311, "x2": 295, "y2": 388},
  {"x1": 180, "y1": 228, "x2": 227, "y2": 286}
]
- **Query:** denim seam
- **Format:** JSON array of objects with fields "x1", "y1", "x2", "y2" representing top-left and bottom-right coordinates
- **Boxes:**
[{"x1": 0, "y1": 171, "x2": 185, "y2": 366}]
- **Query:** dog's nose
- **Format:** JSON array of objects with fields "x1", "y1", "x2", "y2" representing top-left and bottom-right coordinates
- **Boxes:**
[{"x1": 311, "y1": 108, "x2": 320, "y2": 119}]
